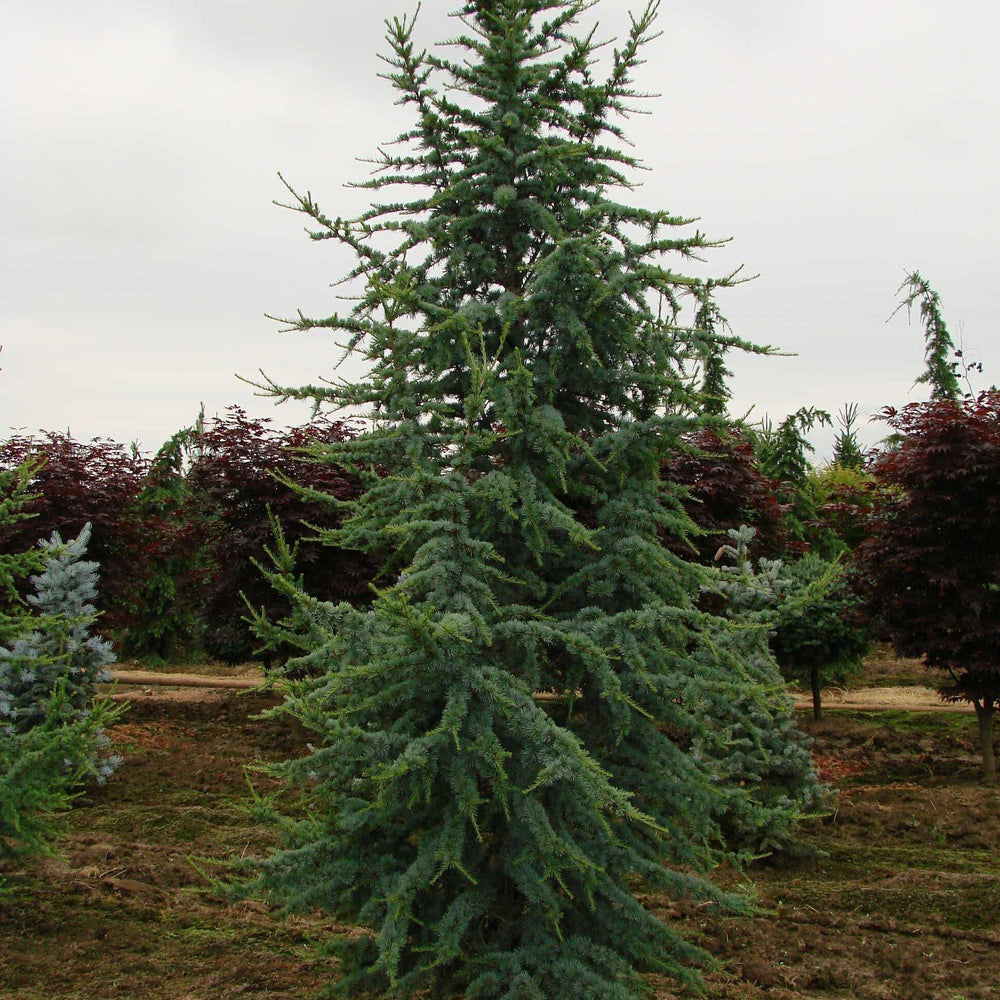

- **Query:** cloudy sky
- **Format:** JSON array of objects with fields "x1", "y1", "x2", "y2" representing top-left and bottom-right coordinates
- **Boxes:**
[{"x1": 4, "y1": 0, "x2": 998, "y2": 458}]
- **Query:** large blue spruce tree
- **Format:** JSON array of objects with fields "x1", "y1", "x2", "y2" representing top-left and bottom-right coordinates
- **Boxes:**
[{"x1": 243, "y1": 2, "x2": 821, "y2": 996}]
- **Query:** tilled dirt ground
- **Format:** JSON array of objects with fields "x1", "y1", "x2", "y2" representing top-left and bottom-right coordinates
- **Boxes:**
[{"x1": 2, "y1": 688, "x2": 998, "y2": 998}]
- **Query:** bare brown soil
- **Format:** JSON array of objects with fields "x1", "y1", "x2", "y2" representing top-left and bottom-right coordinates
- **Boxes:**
[{"x1": 2, "y1": 686, "x2": 998, "y2": 998}]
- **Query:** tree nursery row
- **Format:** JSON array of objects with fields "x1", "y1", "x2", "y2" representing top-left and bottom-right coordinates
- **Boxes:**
[{"x1": 3, "y1": 2, "x2": 999, "y2": 998}]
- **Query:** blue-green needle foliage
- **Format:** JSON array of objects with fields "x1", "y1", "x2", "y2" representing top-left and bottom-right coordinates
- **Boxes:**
[
  {"x1": 243, "y1": 2, "x2": 816, "y2": 997},
  {"x1": 0, "y1": 473, "x2": 119, "y2": 867},
  {"x1": 1, "y1": 527, "x2": 116, "y2": 725},
  {"x1": 0, "y1": 524, "x2": 122, "y2": 781},
  {"x1": 701, "y1": 527, "x2": 827, "y2": 853}
]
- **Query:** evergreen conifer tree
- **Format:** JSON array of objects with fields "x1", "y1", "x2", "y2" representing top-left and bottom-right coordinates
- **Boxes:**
[
  {"x1": 894, "y1": 270, "x2": 961, "y2": 401},
  {"x1": 769, "y1": 553, "x2": 868, "y2": 721},
  {"x1": 754, "y1": 406, "x2": 831, "y2": 548},
  {"x1": 243, "y1": 3, "x2": 820, "y2": 996},
  {"x1": 831, "y1": 403, "x2": 865, "y2": 472},
  {"x1": 711, "y1": 527, "x2": 866, "y2": 723},
  {"x1": 0, "y1": 470, "x2": 118, "y2": 866},
  {"x1": 0, "y1": 524, "x2": 121, "y2": 781},
  {"x1": 693, "y1": 287, "x2": 733, "y2": 417}
]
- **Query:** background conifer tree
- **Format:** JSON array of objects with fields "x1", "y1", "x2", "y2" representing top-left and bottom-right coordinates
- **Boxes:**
[
  {"x1": 692, "y1": 287, "x2": 734, "y2": 417},
  {"x1": 753, "y1": 406, "x2": 832, "y2": 551},
  {"x1": 831, "y1": 402, "x2": 865, "y2": 472},
  {"x1": 243, "y1": 3, "x2": 819, "y2": 996},
  {"x1": 894, "y1": 270, "x2": 961, "y2": 401},
  {"x1": 769, "y1": 553, "x2": 868, "y2": 720},
  {"x1": 709, "y1": 527, "x2": 868, "y2": 722}
]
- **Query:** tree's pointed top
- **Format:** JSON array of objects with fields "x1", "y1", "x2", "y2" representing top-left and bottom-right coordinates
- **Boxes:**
[{"x1": 894, "y1": 270, "x2": 962, "y2": 401}]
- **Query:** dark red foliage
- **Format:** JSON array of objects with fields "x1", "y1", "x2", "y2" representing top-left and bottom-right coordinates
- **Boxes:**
[
  {"x1": 856, "y1": 390, "x2": 1000, "y2": 705},
  {"x1": 811, "y1": 484, "x2": 874, "y2": 553},
  {"x1": 0, "y1": 432, "x2": 147, "y2": 635},
  {"x1": 662, "y1": 426, "x2": 788, "y2": 563},
  {"x1": 189, "y1": 407, "x2": 377, "y2": 664}
]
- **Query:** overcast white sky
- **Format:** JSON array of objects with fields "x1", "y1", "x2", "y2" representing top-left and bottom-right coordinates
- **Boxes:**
[{"x1": 3, "y1": 0, "x2": 998, "y2": 458}]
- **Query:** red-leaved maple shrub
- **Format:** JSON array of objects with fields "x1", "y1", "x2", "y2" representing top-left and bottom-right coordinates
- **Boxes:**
[
  {"x1": 663, "y1": 426, "x2": 788, "y2": 563},
  {"x1": 0, "y1": 433, "x2": 147, "y2": 637},
  {"x1": 857, "y1": 389, "x2": 1000, "y2": 781},
  {"x1": 188, "y1": 407, "x2": 377, "y2": 664}
]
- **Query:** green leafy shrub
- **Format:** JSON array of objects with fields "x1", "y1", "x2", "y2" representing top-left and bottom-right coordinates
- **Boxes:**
[{"x1": 807, "y1": 463, "x2": 876, "y2": 553}]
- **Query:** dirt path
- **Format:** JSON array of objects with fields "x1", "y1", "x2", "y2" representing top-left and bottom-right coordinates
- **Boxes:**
[
  {"x1": 108, "y1": 670, "x2": 971, "y2": 714},
  {"x1": 802, "y1": 684, "x2": 972, "y2": 713}
]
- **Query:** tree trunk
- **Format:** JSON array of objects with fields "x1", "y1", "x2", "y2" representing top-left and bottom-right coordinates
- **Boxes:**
[
  {"x1": 811, "y1": 665, "x2": 822, "y2": 721},
  {"x1": 288, "y1": 715, "x2": 309, "y2": 747},
  {"x1": 974, "y1": 701, "x2": 997, "y2": 785}
]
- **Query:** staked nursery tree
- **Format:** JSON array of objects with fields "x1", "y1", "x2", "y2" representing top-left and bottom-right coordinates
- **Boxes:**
[
  {"x1": 710, "y1": 526, "x2": 867, "y2": 720},
  {"x1": 857, "y1": 390, "x2": 1000, "y2": 782},
  {"x1": 240, "y1": 3, "x2": 820, "y2": 998}
]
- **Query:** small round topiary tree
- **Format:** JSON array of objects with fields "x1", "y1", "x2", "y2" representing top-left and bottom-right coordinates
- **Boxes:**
[
  {"x1": 769, "y1": 553, "x2": 869, "y2": 720},
  {"x1": 712, "y1": 527, "x2": 869, "y2": 720}
]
